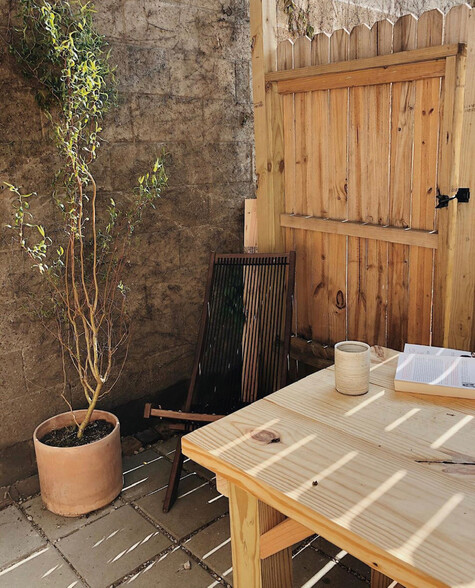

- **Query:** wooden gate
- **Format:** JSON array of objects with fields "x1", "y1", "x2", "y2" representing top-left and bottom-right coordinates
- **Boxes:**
[{"x1": 252, "y1": 6, "x2": 475, "y2": 352}]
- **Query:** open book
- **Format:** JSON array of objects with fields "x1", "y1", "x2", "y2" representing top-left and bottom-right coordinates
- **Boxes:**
[{"x1": 394, "y1": 344, "x2": 475, "y2": 399}]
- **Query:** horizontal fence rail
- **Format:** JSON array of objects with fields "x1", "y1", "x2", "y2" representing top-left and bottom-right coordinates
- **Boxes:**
[
  {"x1": 265, "y1": 43, "x2": 465, "y2": 83},
  {"x1": 274, "y1": 58, "x2": 447, "y2": 92},
  {"x1": 280, "y1": 215, "x2": 439, "y2": 248}
]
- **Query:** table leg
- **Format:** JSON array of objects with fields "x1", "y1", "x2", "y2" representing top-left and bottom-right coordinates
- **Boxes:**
[
  {"x1": 228, "y1": 482, "x2": 293, "y2": 588},
  {"x1": 371, "y1": 569, "x2": 404, "y2": 588}
]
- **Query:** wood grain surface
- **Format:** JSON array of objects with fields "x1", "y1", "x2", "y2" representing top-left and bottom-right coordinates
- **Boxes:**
[
  {"x1": 182, "y1": 347, "x2": 475, "y2": 588},
  {"x1": 268, "y1": 8, "x2": 474, "y2": 350}
]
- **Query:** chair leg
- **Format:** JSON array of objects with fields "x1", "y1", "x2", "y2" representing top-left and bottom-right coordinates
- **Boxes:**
[{"x1": 162, "y1": 437, "x2": 185, "y2": 513}]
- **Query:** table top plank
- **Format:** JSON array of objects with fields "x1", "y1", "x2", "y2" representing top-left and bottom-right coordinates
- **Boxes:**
[
  {"x1": 268, "y1": 368, "x2": 475, "y2": 468},
  {"x1": 182, "y1": 348, "x2": 475, "y2": 588}
]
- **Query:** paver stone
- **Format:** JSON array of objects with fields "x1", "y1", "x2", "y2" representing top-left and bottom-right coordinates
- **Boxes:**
[
  {"x1": 22, "y1": 495, "x2": 121, "y2": 542},
  {"x1": 184, "y1": 515, "x2": 232, "y2": 578},
  {"x1": 117, "y1": 546, "x2": 216, "y2": 587},
  {"x1": 136, "y1": 473, "x2": 228, "y2": 540},
  {"x1": 0, "y1": 545, "x2": 85, "y2": 588},
  {"x1": 56, "y1": 504, "x2": 170, "y2": 587},
  {"x1": 0, "y1": 505, "x2": 46, "y2": 570},
  {"x1": 122, "y1": 451, "x2": 173, "y2": 501}
]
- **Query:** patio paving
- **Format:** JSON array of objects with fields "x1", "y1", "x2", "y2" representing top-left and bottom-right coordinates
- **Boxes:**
[{"x1": 0, "y1": 436, "x2": 371, "y2": 587}]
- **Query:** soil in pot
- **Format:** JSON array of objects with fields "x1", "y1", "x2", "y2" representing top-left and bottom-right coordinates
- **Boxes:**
[{"x1": 40, "y1": 419, "x2": 114, "y2": 448}]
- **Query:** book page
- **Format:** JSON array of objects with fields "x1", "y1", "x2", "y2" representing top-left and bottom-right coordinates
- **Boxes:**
[
  {"x1": 396, "y1": 354, "x2": 475, "y2": 389},
  {"x1": 403, "y1": 343, "x2": 472, "y2": 357}
]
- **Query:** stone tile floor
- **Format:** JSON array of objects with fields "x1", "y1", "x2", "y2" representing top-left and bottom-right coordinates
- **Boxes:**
[{"x1": 0, "y1": 436, "x2": 370, "y2": 587}]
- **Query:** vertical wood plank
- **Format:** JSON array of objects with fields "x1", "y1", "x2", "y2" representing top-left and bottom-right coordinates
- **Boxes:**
[
  {"x1": 265, "y1": 66, "x2": 285, "y2": 253},
  {"x1": 259, "y1": 501, "x2": 293, "y2": 587},
  {"x1": 251, "y1": 0, "x2": 280, "y2": 253},
  {"x1": 348, "y1": 25, "x2": 371, "y2": 343},
  {"x1": 228, "y1": 483, "x2": 292, "y2": 588},
  {"x1": 376, "y1": 19, "x2": 393, "y2": 58},
  {"x1": 243, "y1": 199, "x2": 259, "y2": 400},
  {"x1": 308, "y1": 33, "x2": 331, "y2": 344},
  {"x1": 278, "y1": 39, "x2": 295, "y2": 227},
  {"x1": 387, "y1": 15, "x2": 417, "y2": 350},
  {"x1": 407, "y1": 10, "x2": 443, "y2": 345},
  {"x1": 444, "y1": 3, "x2": 469, "y2": 42},
  {"x1": 229, "y1": 483, "x2": 262, "y2": 587},
  {"x1": 393, "y1": 12, "x2": 417, "y2": 54},
  {"x1": 277, "y1": 39, "x2": 297, "y2": 333},
  {"x1": 442, "y1": 4, "x2": 475, "y2": 349},
  {"x1": 328, "y1": 28, "x2": 349, "y2": 344},
  {"x1": 433, "y1": 49, "x2": 467, "y2": 345},
  {"x1": 294, "y1": 36, "x2": 312, "y2": 216},
  {"x1": 294, "y1": 37, "x2": 312, "y2": 339},
  {"x1": 370, "y1": 20, "x2": 392, "y2": 346},
  {"x1": 417, "y1": 8, "x2": 444, "y2": 47},
  {"x1": 348, "y1": 23, "x2": 389, "y2": 346},
  {"x1": 244, "y1": 199, "x2": 258, "y2": 253}
]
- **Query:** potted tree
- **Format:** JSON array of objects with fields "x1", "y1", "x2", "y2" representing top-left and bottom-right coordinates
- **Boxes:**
[{"x1": 5, "y1": 0, "x2": 167, "y2": 516}]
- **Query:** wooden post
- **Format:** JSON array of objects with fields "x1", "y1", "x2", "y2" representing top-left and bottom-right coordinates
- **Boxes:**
[
  {"x1": 244, "y1": 198, "x2": 258, "y2": 253},
  {"x1": 250, "y1": 0, "x2": 284, "y2": 253},
  {"x1": 371, "y1": 569, "x2": 403, "y2": 588},
  {"x1": 443, "y1": 5, "x2": 475, "y2": 350},
  {"x1": 433, "y1": 50, "x2": 467, "y2": 346},
  {"x1": 228, "y1": 482, "x2": 292, "y2": 588}
]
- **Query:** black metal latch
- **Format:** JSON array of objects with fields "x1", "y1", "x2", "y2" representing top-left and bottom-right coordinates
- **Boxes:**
[{"x1": 436, "y1": 187, "x2": 470, "y2": 209}]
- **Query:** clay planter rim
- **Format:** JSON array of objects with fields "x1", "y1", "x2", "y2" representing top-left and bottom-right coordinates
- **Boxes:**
[
  {"x1": 33, "y1": 409, "x2": 119, "y2": 450},
  {"x1": 34, "y1": 409, "x2": 123, "y2": 516}
]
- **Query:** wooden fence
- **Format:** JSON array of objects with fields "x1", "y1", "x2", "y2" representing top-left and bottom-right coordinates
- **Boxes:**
[{"x1": 250, "y1": 4, "x2": 475, "y2": 354}]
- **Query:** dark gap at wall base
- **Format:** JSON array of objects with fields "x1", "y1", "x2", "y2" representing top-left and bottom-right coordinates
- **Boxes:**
[{"x1": 0, "y1": 380, "x2": 188, "y2": 488}]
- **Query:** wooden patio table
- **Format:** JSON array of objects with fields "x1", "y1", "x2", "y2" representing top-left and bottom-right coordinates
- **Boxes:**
[{"x1": 181, "y1": 347, "x2": 475, "y2": 588}]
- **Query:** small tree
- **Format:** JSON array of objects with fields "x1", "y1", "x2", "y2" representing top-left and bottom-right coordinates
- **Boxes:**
[{"x1": 6, "y1": 0, "x2": 167, "y2": 438}]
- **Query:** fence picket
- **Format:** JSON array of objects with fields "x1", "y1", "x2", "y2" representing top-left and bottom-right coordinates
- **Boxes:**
[
  {"x1": 432, "y1": 5, "x2": 468, "y2": 346},
  {"x1": 441, "y1": 4, "x2": 475, "y2": 349},
  {"x1": 308, "y1": 33, "x2": 331, "y2": 344},
  {"x1": 367, "y1": 20, "x2": 392, "y2": 346},
  {"x1": 445, "y1": 3, "x2": 470, "y2": 43},
  {"x1": 278, "y1": 40, "x2": 294, "y2": 231},
  {"x1": 393, "y1": 13, "x2": 417, "y2": 53},
  {"x1": 387, "y1": 14, "x2": 417, "y2": 350},
  {"x1": 327, "y1": 28, "x2": 350, "y2": 344},
  {"x1": 348, "y1": 24, "x2": 387, "y2": 344},
  {"x1": 407, "y1": 10, "x2": 443, "y2": 344},
  {"x1": 294, "y1": 37, "x2": 312, "y2": 338}
]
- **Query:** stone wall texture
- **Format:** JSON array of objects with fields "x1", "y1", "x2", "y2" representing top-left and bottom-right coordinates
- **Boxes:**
[
  {"x1": 0, "y1": 0, "x2": 253, "y2": 485},
  {"x1": 0, "y1": 0, "x2": 468, "y2": 485}
]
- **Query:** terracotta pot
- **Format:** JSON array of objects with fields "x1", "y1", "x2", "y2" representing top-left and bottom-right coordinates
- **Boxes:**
[{"x1": 33, "y1": 409, "x2": 123, "y2": 517}]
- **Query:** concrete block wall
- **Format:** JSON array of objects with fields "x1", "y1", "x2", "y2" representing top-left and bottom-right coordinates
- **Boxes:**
[{"x1": 0, "y1": 0, "x2": 253, "y2": 485}]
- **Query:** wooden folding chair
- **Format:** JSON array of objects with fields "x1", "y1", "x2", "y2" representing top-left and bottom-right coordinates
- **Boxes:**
[{"x1": 144, "y1": 251, "x2": 296, "y2": 512}]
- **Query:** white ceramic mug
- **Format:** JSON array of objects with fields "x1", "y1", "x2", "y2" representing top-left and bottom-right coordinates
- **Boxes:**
[{"x1": 334, "y1": 341, "x2": 370, "y2": 395}]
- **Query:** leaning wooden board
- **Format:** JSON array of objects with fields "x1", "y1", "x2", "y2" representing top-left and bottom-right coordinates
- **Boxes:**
[{"x1": 182, "y1": 346, "x2": 475, "y2": 588}]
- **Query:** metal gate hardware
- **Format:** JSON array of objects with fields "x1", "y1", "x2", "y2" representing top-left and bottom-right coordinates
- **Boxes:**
[{"x1": 436, "y1": 187, "x2": 471, "y2": 209}]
